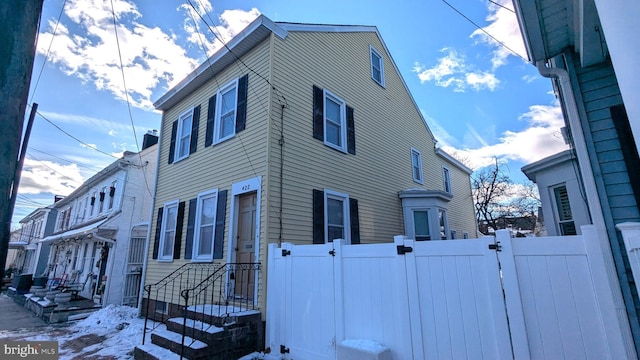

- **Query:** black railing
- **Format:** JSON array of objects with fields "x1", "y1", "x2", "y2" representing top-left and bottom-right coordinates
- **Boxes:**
[
  {"x1": 142, "y1": 262, "x2": 223, "y2": 345},
  {"x1": 179, "y1": 263, "x2": 261, "y2": 357}
]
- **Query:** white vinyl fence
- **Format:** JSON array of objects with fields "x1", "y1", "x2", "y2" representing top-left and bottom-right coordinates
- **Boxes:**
[{"x1": 266, "y1": 225, "x2": 636, "y2": 359}]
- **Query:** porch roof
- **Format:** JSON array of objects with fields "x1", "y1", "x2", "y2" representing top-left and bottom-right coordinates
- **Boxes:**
[{"x1": 40, "y1": 219, "x2": 113, "y2": 244}]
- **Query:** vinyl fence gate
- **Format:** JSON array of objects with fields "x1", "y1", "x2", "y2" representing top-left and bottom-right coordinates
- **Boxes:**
[{"x1": 266, "y1": 226, "x2": 636, "y2": 359}]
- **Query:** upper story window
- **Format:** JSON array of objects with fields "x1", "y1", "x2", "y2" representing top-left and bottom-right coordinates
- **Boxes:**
[
  {"x1": 98, "y1": 187, "x2": 106, "y2": 214},
  {"x1": 205, "y1": 74, "x2": 248, "y2": 147},
  {"x1": 90, "y1": 192, "x2": 97, "y2": 217},
  {"x1": 312, "y1": 86, "x2": 356, "y2": 155},
  {"x1": 443, "y1": 167, "x2": 451, "y2": 194},
  {"x1": 411, "y1": 148, "x2": 423, "y2": 184},
  {"x1": 108, "y1": 181, "x2": 116, "y2": 210},
  {"x1": 370, "y1": 45, "x2": 385, "y2": 87},
  {"x1": 552, "y1": 184, "x2": 576, "y2": 235},
  {"x1": 177, "y1": 108, "x2": 194, "y2": 162}
]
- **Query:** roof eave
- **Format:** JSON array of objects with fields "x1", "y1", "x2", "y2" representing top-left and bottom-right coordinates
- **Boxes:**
[
  {"x1": 513, "y1": 0, "x2": 547, "y2": 63},
  {"x1": 153, "y1": 15, "x2": 288, "y2": 111}
]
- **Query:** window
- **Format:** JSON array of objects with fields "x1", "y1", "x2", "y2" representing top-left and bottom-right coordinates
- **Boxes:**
[
  {"x1": 159, "y1": 201, "x2": 179, "y2": 260},
  {"x1": 324, "y1": 190, "x2": 350, "y2": 243},
  {"x1": 91, "y1": 192, "x2": 97, "y2": 216},
  {"x1": 553, "y1": 185, "x2": 576, "y2": 235},
  {"x1": 370, "y1": 45, "x2": 385, "y2": 86},
  {"x1": 312, "y1": 86, "x2": 356, "y2": 154},
  {"x1": 411, "y1": 148, "x2": 423, "y2": 184},
  {"x1": 205, "y1": 75, "x2": 248, "y2": 147},
  {"x1": 176, "y1": 108, "x2": 194, "y2": 162},
  {"x1": 439, "y1": 209, "x2": 448, "y2": 240},
  {"x1": 413, "y1": 210, "x2": 430, "y2": 241},
  {"x1": 99, "y1": 188, "x2": 106, "y2": 214},
  {"x1": 108, "y1": 181, "x2": 116, "y2": 210},
  {"x1": 193, "y1": 190, "x2": 218, "y2": 261},
  {"x1": 443, "y1": 167, "x2": 451, "y2": 194},
  {"x1": 324, "y1": 90, "x2": 347, "y2": 152},
  {"x1": 312, "y1": 189, "x2": 360, "y2": 244}
]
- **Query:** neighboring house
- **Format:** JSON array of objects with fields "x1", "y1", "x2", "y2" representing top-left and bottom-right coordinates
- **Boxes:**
[
  {"x1": 514, "y1": 0, "x2": 640, "y2": 352},
  {"x1": 478, "y1": 215, "x2": 538, "y2": 237},
  {"x1": 10, "y1": 207, "x2": 57, "y2": 277},
  {"x1": 142, "y1": 14, "x2": 477, "y2": 324},
  {"x1": 522, "y1": 149, "x2": 591, "y2": 236},
  {"x1": 40, "y1": 131, "x2": 158, "y2": 307}
]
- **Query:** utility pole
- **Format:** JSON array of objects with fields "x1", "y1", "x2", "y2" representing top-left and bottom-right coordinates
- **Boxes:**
[{"x1": 0, "y1": 1, "x2": 44, "y2": 281}]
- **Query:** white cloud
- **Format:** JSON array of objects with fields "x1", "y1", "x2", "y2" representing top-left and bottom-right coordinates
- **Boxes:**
[
  {"x1": 413, "y1": 48, "x2": 500, "y2": 92},
  {"x1": 37, "y1": 0, "x2": 260, "y2": 110},
  {"x1": 19, "y1": 159, "x2": 84, "y2": 195},
  {"x1": 79, "y1": 143, "x2": 98, "y2": 150},
  {"x1": 421, "y1": 110, "x2": 459, "y2": 148},
  {"x1": 470, "y1": 0, "x2": 528, "y2": 69},
  {"x1": 444, "y1": 102, "x2": 568, "y2": 170}
]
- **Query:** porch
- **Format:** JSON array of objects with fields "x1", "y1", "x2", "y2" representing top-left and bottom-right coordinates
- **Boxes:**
[{"x1": 6, "y1": 286, "x2": 101, "y2": 323}]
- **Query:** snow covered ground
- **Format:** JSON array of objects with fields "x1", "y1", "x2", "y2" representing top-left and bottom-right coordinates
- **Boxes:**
[{"x1": 0, "y1": 300, "x2": 280, "y2": 360}]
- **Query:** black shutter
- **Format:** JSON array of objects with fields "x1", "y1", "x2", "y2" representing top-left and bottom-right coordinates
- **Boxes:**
[
  {"x1": 152, "y1": 207, "x2": 163, "y2": 259},
  {"x1": 313, "y1": 189, "x2": 324, "y2": 244},
  {"x1": 349, "y1": 198, "x2": 360, "y2": 244},
  {"x1": 189, "y1": 105, "x2": 200, "y2": 155},
  {"x1": 168, "y1": 120, "x2": 177, "y2": 164},
  {"x1": 236, "y1": 74, "x2": 248, "y2": 133},
  {"x1": 205, "y1": 95, "x2": 217, "y2": 147},
  {"x1": 213, "y1": 190, "x2": 227, "y2": 259},
  {"x1": 184, "y1": 198, "x2": 197, "y2": 260},
  {"x1": 611, "y1": 104, "x2": 640, "y2": 210},
  {"x1": 346, "y1": 105, "x2": 356, "y2": 155},
  {"x1": 313, "y1": 86, "x2": 324, "y2": 141},
  {"x1": 174, "y1": 201, "x2": 185, "y2": 259}
]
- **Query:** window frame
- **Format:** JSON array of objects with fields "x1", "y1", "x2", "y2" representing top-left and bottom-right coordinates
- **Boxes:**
[
  {"x1": 324, "y1": 189, "x2": 351, "y2": 244},
  {"x1": 158, "y1": 200, "x2": 179, "y2": 261},
  {"x1": 370, "y1": 45, "x2": 385, "y2": 87},
  {"x1": 323, "y1": 89, "x2": 347, "y2": 153},
  {"x1": 192, "y1": 189, "x2": 219, "y2": 262},
  {"x1": 214, "y1": 78, "x2": 240, "y2": 145},
  {"x1": 411, "y1": 148, "x2": 424, "y2": 184},
  {"x1": 108, "y1": 181, "x2": 116, "y2": 210},
  {"x1": 442, "y1": 166, "x2": 452, "y2": 194},
  {"x1": 174, "y1": 108, "x2": 195, "y2": 162},
  {"x1": 552, "y1": 184, "x2": 576, "y2": 236},
  {"x1": 412, "y1": 209, "x2": 431, "y2": 241}
]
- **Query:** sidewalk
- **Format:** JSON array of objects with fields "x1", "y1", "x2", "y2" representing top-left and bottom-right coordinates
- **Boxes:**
[{"x1": 0, "y1": 292, "x2": 48, "y2": 331}]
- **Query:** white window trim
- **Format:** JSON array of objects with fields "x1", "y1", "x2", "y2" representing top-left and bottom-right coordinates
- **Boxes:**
[
  {"x1": 324, "y1": 189, "x2": 351, "y2": 244},
  {"x1": 412, "y1": 208, "x2": 432, "y2": 241},
  {"x1": 213, "y1": 78, "x2": 240, "y2": 145},
  {"x1": 323, "y1": 89, "x2": 347, "y2": 153},
  {"x1": 192, "y1": 189, "x2": 219, "y2": 262},
  {"x1": 370, "y1": 45, "x2": 385, "y2": 87},
  {"x1": 411, "y1": 148, "x2": 424, "y2": 184},
  {"x1": 442, "y1": 166, "x2": 452, "y2": 194},
  {"x1": 158, "y1": 200, "x2": 179, "y2": 261},
  {"x1": 175, "y1": 108, "x2": 194, "y2": 162}
]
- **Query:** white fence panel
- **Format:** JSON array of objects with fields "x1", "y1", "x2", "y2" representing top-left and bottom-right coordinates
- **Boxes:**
[
  {"x1": 410, "y1": 237, "x2": 513, "y2": 359},
  {"x1": 338, "y1": 239, "x2": 414, "y2": 359}
]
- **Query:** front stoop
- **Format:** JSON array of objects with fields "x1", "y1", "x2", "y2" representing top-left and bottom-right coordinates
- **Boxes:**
[{"x1": 135, "y1": 311, "x2": 263, "y2": 360}]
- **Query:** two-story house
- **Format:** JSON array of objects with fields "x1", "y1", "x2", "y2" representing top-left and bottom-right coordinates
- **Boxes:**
[
  {"x1": 141, "y1": 15, "x2": 476, "y2": 329},
  {"x1": 10, "y1": 207, "x2": 57, "y2": 277},
  {"x1": 40, "y1": 131, "x2": 158, "y2": 307}
]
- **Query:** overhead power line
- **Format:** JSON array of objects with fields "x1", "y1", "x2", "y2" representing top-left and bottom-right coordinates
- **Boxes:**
[{"x1": 441, "y1": 0, "x2": 528, "y2": 62}]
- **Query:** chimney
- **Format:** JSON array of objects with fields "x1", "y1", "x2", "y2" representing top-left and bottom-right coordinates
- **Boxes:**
[{"x1": 142, "y1": 129, "x2": 159, "y2": 150}]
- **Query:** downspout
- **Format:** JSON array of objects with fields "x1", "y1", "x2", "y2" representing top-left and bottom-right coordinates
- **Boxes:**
[
  {"x1": 536, "y1": 60, "x2": 637, "y2": 357},
  {"x1": 278, "y1": 104, "x2": 285, "y2": 245}
]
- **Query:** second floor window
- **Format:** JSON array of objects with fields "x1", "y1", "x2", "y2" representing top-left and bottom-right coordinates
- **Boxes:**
[
  {"x1": 443, "y1": 167, "x2": 451, "y2": 194},
  {"x1": 312, "y1": 86, "x2": 356, "y2": 155},
  {"x1": 411, "y1": 148, "x2": 423, "y2": 184},
  {"x1": 370, "y1": 45, "x2": 385, "y2": 86},
  {"x1": 177, "y1": 108, "x2": 194, "y2": 161}
]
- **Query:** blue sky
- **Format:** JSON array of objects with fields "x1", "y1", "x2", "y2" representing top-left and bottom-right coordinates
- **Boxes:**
[{"x1": 13, "y1": 0, "x2": 567, "y2": 228}]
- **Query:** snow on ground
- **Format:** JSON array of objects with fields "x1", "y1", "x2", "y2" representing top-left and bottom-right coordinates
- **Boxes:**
[
  {"x1": 0, "y1": 304, "x2": 145, "y2": 359},
  {"x1": 0, "y1": 301, "x2": 283, "y2": 360}
]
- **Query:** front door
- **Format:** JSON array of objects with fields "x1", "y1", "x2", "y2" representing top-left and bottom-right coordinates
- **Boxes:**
[{"x1": 235, "y1": 192, "x2": 256, "y2": 299}]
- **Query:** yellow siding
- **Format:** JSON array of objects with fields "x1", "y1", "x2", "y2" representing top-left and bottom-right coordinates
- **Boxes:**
[
  {"x1": 439, "y1": 160, "x2": 479, "y2": 238},
  {"x1": 266, "y1": 30, "x2": 461, "y2": 245},
  {"x1": 145, "y1": 38, "x2": 272, "y2": 289}
]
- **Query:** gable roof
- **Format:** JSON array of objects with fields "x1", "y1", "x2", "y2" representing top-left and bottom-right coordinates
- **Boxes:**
[{"x1": 153, "y1": 15, "x2": 436, "y2": 142}]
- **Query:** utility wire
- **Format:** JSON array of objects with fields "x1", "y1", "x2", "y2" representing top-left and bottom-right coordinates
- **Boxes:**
[
  {"x1": 36, "y1": 110, "x2": 121, "y2": 160},
  {"x1": 110, "y1": 0, "x2": 152, "y2": 196},
  {"x1": 29, "y1": 0, "x2": 68, "y2": 102},
  {"x1": 488, "y1": 0, "x2": 515, "y2": 14},
  {"x1": 441, "y1": 0, "x2": 528, "y2": 62}
]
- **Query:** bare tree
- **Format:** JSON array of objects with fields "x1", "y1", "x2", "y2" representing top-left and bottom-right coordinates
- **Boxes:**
[{"x1": 472, "y1": 158, "x2": 541, "y2": 235}]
